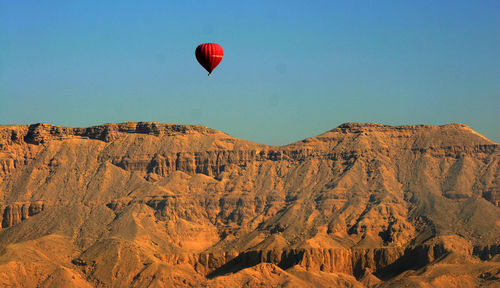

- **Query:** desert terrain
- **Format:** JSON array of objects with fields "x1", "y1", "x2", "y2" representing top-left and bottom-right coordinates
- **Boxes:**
[{"x1": 0, "y1": 122, "x2": 498, "y2": 287}]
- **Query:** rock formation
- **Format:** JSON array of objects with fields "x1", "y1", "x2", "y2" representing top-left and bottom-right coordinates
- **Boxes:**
[{"x1": 0, "y1": 122, "x2": 498, "y2": 287}]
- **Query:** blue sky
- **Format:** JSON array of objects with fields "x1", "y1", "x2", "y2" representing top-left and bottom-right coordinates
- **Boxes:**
[{"x1": 1, "y1": 1, "x2": 499, "y2": 145}]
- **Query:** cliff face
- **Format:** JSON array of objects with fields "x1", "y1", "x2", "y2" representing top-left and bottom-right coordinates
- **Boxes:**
[{"x1": 0, "y1": 122, "x2": 498, "y2": 287}]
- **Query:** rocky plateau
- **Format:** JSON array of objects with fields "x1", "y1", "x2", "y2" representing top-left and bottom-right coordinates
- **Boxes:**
[{"x1": 0, "y1": 122, "x2": 498, "y2": 287}]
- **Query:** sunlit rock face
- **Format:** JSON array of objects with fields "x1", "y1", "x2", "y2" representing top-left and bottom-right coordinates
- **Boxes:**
[{"x1": 0, "y1": 122, "x2": 498, "y2": 287}]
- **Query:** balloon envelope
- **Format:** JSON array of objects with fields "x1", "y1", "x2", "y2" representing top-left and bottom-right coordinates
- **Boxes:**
[{"x1": 195, "y1": 43, "x2": 224, "y2": 75}]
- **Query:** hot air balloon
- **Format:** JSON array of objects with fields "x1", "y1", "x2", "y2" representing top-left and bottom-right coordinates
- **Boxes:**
[{"x1": 195, "y1": 43, "x2": 224, "y2": 76}]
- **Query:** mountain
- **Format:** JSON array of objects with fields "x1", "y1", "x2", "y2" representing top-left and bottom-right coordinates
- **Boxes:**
[{"x1": 0, "y1": 122, "x2": 498, "y2": 287}]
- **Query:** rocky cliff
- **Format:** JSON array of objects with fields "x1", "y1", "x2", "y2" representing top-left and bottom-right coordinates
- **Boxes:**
[{"x1": 0, "y1": 122, "x2": 498, "y2": 287}]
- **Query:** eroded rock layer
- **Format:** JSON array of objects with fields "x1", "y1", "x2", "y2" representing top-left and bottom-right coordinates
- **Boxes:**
[{"x1": 0, "y1": 122, "x2": 498, "y2": 287}]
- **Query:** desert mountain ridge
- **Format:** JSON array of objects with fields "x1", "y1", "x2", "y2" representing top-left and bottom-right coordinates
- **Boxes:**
[
  {"x1": 0, "y1": 121, "x2": 493, "y2": 146},
  {"x1": 0, "y1": 122, "x2": 498, "y2": 287}
]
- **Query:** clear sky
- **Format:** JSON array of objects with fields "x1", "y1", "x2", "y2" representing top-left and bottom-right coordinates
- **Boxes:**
[{"x1": 1, "y1": 1, "x2": 499, "y2": 145}]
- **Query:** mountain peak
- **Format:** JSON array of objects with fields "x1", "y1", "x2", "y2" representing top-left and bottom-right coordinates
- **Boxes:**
[{"x1": 283, "y1": 122, "x2": 497, "y2": 154}]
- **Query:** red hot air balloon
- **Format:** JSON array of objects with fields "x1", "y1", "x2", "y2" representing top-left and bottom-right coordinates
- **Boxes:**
[{"x1": 195, "y1": 43, "x2": 224, "y2": 76}]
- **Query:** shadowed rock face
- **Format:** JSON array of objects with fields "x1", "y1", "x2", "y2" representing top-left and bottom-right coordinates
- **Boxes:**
[{"x1": 0, "y1": 122, "x2": 498, "y2": 287}]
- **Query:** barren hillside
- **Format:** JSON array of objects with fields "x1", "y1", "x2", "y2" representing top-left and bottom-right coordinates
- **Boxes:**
[{"x1": 0, "y1": 122, "x2": 498, "y2": 287}]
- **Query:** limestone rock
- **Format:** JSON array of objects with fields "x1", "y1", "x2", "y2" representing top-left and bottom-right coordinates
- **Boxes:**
[{"x1": 0, "y1": 122, "x2": 498, "y2": 287}]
